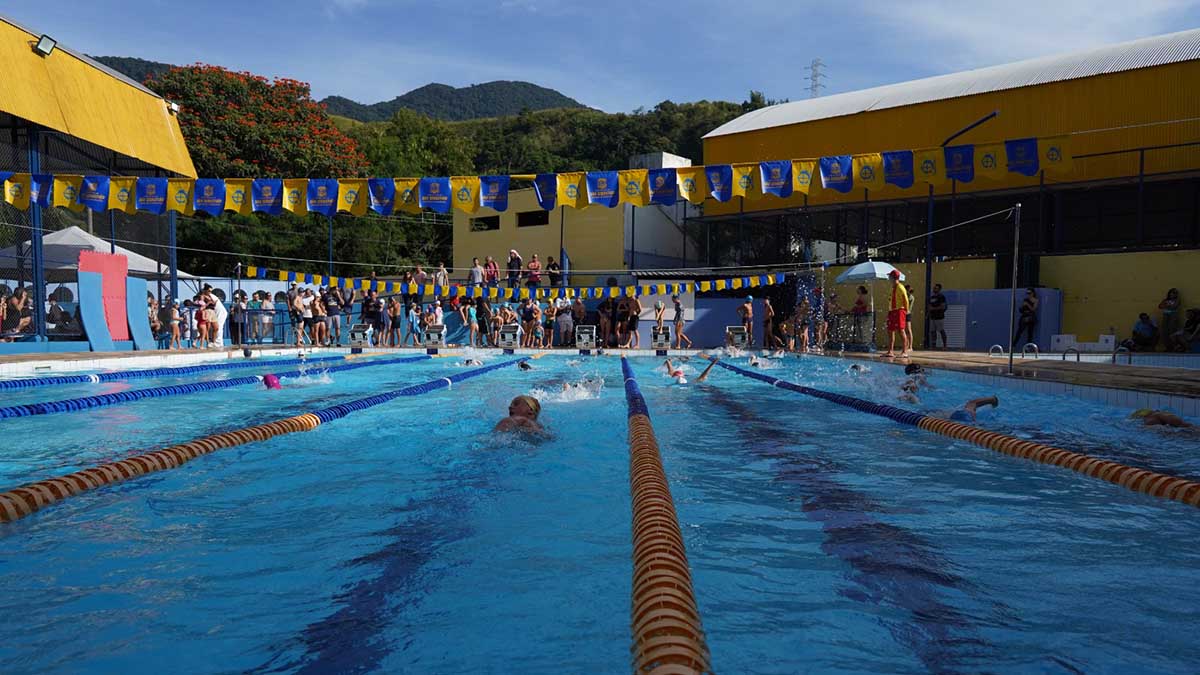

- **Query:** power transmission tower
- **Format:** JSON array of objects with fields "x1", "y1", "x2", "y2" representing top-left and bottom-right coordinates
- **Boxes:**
[{"x1": 808, "y1": 59, "x2": 826, "y2": 98}]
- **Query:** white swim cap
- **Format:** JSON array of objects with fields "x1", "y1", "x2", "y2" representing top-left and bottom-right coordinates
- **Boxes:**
[{"x1": 675, "y1": 375, "x2": 687, "y2": 385}]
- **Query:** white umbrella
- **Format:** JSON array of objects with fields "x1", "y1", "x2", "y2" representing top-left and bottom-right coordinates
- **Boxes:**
[{"x1": 834, "y1": 260, "x2": 904, "y2": 350}]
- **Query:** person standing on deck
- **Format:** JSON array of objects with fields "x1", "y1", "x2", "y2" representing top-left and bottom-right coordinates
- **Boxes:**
[{"x1": 884, "y1": 270, "x2": 910, "y2": 358}]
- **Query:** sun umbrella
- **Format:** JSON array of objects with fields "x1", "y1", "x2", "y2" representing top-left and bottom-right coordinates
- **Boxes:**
[{"x1": 834, "y1": 260, "x2": 904, "y2": 283}]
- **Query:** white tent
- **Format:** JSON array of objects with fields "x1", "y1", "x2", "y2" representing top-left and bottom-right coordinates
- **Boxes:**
[{"x1": 0, "y1": 226, "x2": 195, "y2": 282}]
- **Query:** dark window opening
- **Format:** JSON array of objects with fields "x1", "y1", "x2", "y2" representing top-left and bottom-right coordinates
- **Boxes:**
[
  {"x1": 470, "y1": 215, "x2": 500, "y2": 232},
  {"x1": 517, "y1": 210, "x2": 550, "y2": 227}
]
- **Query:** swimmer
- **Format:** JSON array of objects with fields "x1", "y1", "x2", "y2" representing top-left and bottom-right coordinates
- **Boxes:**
[
  {"x1": 1130, "y1": 408, "x2": 1193, "y2": 429},
  {"x1": 898, "y1": 380, "x2": 920, "y2": 404},
  {"x1": 464, "y1": 358, "x2": 483, "y2": 366},
  {"x1": 848, "y1": 363, "x2": 869, "y2": 375},
  {"x1": 663, "y1": 359, "x2": 688, "y2": 384},
  {"x1": 771, "y1": 350, "x2": 787, "y2": 358},
  {"x1": 262, "y1": 374, "x2": 282, "y2": 390},
  {"x1": 904, "y1": 363, "x2": 930, "y2": 387},
  {"x1": 518, "y1": 360, "x2": 534, "y2": 371},
  {"x1": 933, "y1": 396, "x2": 999, "y2": 422},
  {"x1": 748, "y1": 355, "x2": 764, "y2": 368},
  {"x1": 494, "y1": 395, "x2": 544, "y2": 433}
]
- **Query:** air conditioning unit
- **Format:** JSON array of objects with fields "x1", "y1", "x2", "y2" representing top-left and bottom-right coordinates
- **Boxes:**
[
  {"x1": 725, "y1": 325, "x2": 749, "y2": 349},
  {"x1": 651, "y1": 325, "x2": 672, "y2": 349},
  {"x1": 424, "y1": 324, "x2": 446, "y2": 348},
  {"x1": 499, "y1": 323, "x2": 520, "y2": 349},
  {"x1": 348, "y1": 323, "x2": 373, "y2": 347},
  {"x1": 575, "y1": 325, "x2": 597, "y2": 349}
]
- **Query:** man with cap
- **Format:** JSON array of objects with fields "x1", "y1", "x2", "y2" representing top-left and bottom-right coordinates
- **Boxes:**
[
  {"x1": 884, "y1": 269, "x2": 911, "y2": 358},
  {"x1": 506, "y1": 250, "x2": 523, "y2": 289}
]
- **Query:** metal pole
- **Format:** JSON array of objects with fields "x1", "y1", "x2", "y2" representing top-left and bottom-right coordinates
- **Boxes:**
[
  {"x1": 327, "y1": 215, "x2": 334, "y2": 278},
  {"x1": 559, "y1": 205, "x2": 566, "y2": 287},
  {"x1": 1007, "y1": 203, "x2": 1023, "y2": 375},
  {"x1": 107, "y1": 156, "x2": 116, "y2": 254},
  {"x1": 923, "y1": 183, "x2": 934, "y2": 349},
  {"x1": 679, "y1": 201, "x2": 685, "y2": 268},
  {"x1": 168, "y1": 210, "x2": 179, "y2": 302},
  {"x1": 27, "y1": 124, "x2": 47, "y2": 340},
  {"x1": 859, "y1": 189, "x2": 869, "y2": 261},
  {"x1": 1136, "y1": 149, "x2": 1146, "y2": 245},
  {"x1": 737, "y1": 197, "x2": 744, "y2": 266},
  {"x1": 628, "y1": 204, "x2": 635, "y2": 270}
]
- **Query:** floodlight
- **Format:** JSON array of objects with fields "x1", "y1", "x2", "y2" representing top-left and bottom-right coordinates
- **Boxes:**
[
  {"x1": 33, "y1": 35, "x2": 56, "y2": 56},
  {"x1": 167, "y1": 101, "x2": 181, "y2": 115}
]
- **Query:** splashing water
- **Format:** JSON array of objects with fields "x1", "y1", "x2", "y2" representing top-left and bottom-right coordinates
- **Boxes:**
[{"x1": 529, "y1": 377, "x2": 606, "y2": 403}]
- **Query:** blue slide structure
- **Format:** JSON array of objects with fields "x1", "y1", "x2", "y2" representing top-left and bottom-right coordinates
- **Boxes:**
[
  {"x1": 126, "y1": 277, "x2": 156, "y2": 351},
  {"x1": 77, "y1": 271, "x2": 114, "y2": 352}
]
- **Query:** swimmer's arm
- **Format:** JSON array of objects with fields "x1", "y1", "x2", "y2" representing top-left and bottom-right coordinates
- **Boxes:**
[{"x1": 696, "y1": 360, "x2": 718, "y2": 382}]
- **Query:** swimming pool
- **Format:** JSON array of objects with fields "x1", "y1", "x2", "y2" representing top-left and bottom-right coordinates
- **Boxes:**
[{"x1": 0, "y1": 352, "x2": 1197, "y2": 673}]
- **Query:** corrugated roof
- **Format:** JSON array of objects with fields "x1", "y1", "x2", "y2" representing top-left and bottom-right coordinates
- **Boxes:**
[{"x1": 705, "y1": 28, "x2": 1200, "y2": 139}]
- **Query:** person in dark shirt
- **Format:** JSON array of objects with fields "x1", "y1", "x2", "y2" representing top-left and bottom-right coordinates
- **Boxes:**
[
  {"x1": 506, "y1": 249, "x2": 523, "y2": 289},
  {"x1": 928, "y1": 283, "x2": 948, "y2": 349},
  {"x1": 361, "y1": 290, "x2": 384, "y2": 345},
  {"x1": 546, "y1": 256, "x2": 562, "y2": 287}
]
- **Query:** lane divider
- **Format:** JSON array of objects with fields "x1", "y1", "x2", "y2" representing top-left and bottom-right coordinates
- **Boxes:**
[
  {"x1": 710, "y1": 359, "x2": 1200, "y2": 509},
  {"x1": 0, "y1": 353, "x2": 350, "y2": 391},
  {"x1": 620, "y1": 357, "x2": 711, "y2": 674},
  {"x1": 0, "y1": 355, "x2": 433, "y2": 419},
  {"x1": 0, "y1": 358, "x2": 526, "y2": 523}
]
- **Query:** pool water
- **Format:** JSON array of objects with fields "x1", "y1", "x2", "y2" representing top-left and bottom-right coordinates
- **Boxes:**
[{"x1": 0, "y1": 353, "x2": 1197, "y2": 673}]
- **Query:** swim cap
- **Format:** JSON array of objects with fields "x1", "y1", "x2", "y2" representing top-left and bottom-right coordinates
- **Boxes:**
[
  {"x1": 513, "y1": 395, "x2": 541, "y2": 418},
  {"x1": 262, "y1": 374, "x2": 282, "y2": 390},
  {"x1": 1130, "y1": 408, "x2": 1153, "y2": 419},
  {"x1": 675, "y1": 376, "x2": 688, "y2": 385}
]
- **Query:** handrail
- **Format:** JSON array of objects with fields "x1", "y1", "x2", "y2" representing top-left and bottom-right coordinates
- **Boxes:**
[
  {"x1": 1062, "y1": 347, "x2": 1081, "y2": 362},
  {"x1": 1021, "y1": 343, "x2": 1040, "y2": 359},
  {"x1": 988, "y1": 344, "x2": 1005, "y2": 357},
  {"x1": 1112, "y1": 346, "x2": 1132, "y2": 365}
]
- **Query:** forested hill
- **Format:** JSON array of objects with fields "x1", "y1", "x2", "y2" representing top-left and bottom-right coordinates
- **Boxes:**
[
  {"x1": 321, "y1": 81, "x2": 587, "y2": 122},
  {"x1": 90, "y1": 55, "x2": 174, "y2": 84}
]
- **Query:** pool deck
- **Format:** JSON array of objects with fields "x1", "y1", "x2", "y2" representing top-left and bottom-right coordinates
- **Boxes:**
[{"x1": 836, "y1": 349, "x2": 1200, "y2": 399}]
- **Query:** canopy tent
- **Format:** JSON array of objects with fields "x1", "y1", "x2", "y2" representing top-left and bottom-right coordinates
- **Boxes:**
[{"x1": 0, "y1": 226, "x2": 195, "y2": 283}]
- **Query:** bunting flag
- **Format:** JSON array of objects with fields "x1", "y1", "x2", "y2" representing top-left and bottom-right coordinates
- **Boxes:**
[
  {"x1": 52, "y1": 175, "x2": 83, "y2": 211},
  {"x1": 419, "y1": 177, "x2": 451, "y2": 213},
  {"x1": 676, "y1": 167, "x2": 706, "y2": 204},
  {"x1": 556, "y1": 172, "x2": 588, "y2": 209},
  {"x1": 252, "y1": 178, "x2": 284, "y2": 215},
  {"x1": 480, "y1": 175, "x2": 510, "y2": 211},
  {"x1": 193, "y1": 178, "x2": 225, "y2": 216},
  {"x1": 395, "y1": 178, "x2": 420, "y2": 214},
  {"x1": 647, "y1": 168, "x2": 677, "y2": 206},
  {"x1": 106, "y1": 177, "x2": 137, "y2": 214},
  {"x1": 136, "y1": 177, "x2": 168, "y2": 214},
  {"x1": 586, "y1": 171, "x2": 619, "y2": 208},
  {"x1": 30, "y1": 174, "x2": 52, "y2": 208},
  {"x1": 167, "y1": 178, "x2": 194, "y2": 215},
  {"x1": 618, "y1": 169, "x2": 649, "y2": 206},
  {"x1": 282, "y1": 178, "x2": 308, "y2": 216},
  {"x1": 223, "y1": 178, "x2": 253, "y2": 215},
  {"x1": 308, "y1": 178, "x2": 338, "y2": 217},
  {"x1": 976, "y1": 143, "x2": 1005, "y2": 181},
  {"x1": 913, "y1": 148, "x2": 945, "y2": 185},
  {"x1": 944, "y1": 145, "x2": 974, "y2": 182},
  {"x1": 819, "y1": 156, "x2": 853, "y2": 193},
  {"x1": 731, "y1": 163, "x2": 760, "y2": 200},
  {"x1": 706, "y1": 164, "x2": 733, "y2": 202},
  {"x1": 852, "y1": 153, "x2": 884, "y2": 190},
  {"x1": 759, "y1": 160, "x2": 792, "y2": 198},
  {"x1": 338, "y1": 178, "x2": 369, "y2": 216},
  {"x1": 3, "y1": 173, "x2": 31, "y2": 210},
  {"x1": 533, "y1": 173, "x2": 557, "y2": 210},
  {"x1": 792, "y1": 160, "x2": 816, "y2": 195},
  {"x1": 1005, "y1": 138, "x2": 1039, "y2": 177},
  {"x1": 450, "y1": 176, "x2": 480, "y2": 214},
  {"x1": 80, "y1": 176, "x2": 111, "y2": 213},
  {"x1": 367, "y1": 177, "x2": 395, "y2": 215},
  {"x1": 882, "y1": 150, "x2": 914, "y2": 189},
  {"x1": 1040, "y1": 135, "x2": 1072, "y2": 175}
]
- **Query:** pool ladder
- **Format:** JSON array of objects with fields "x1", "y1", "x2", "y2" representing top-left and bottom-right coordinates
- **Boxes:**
[
  {"x1": 1062, "y1": 347, "x2": 1081, "y2": 362},
  {"x1": 1112, "y1": 346, "x2": 1133, "y2": 365},
  {"x1": 987, "y1": 344, "x2": 1005, "y2": 357},
  {"x1": 1020, "y1": 343, "x2": 1039, "y2": 359}
]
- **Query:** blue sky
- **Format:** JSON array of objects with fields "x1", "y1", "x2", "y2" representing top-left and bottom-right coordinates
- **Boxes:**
[{"x1": 4, "y1": 0, "x2": 1199, "y2": 111}]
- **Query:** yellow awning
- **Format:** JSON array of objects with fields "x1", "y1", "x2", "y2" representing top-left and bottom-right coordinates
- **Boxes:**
[{"x1": 0, "y1": 18, "x2": 196, "y2": 178}]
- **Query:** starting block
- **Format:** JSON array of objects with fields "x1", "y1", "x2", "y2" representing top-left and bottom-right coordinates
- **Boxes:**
[
  {"x1": 424, "y1": 324, "x2": 446, "y2": 348},
  {"x1": 651, "y1": 325, "x2": 672, "y2": 349},
  {"x1": 348, "y1": 323, "x2": 373, "y2": 347},
  {"x1": 575, "y1": 325, "x2": 597, "y2": 350},
  {"x1": 726, "y1": 325, "x2": 749, "y2": 349},
  {"x1": 499, "y1": 323, "x2": 520, "y2": 349}
]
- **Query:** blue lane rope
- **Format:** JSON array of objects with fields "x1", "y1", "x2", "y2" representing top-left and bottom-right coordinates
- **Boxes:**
[
  {"x1": 0, "y1": 354, "x2": 349, "y2": 391},
  {"x1": 620, "y1": 356, "x2": 650, "y2": 419},
  {"x1": 0, "y1": 355, "x2": 432, "y2": 419}
]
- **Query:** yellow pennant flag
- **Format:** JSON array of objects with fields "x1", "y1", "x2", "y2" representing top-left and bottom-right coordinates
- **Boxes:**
[
  {"x1": 912, "y1": 148, "x2": 946, "y2": 185},
  {"x1": 52, "y1": 175, "x2": 83, "y2": 211},
  {"x1": 106, "y1": 177, "x2": 137, "y2": 214},
  {"x1": 676, "y1": 167, "x2": 706, "y2": 204},
  {"x1": 166, "y1": 178, "x2": 194, "y2": 215},
  {"x1": 3, "y1": 173, "x2": 31, "y2": 210},
  {"x1": 337, "y1": 179, "x2": 368, "y2": 216},
  {"x1": 731, "y1": 163, "x2": 761, "y2": 200},
  {"x1": 283, "y1": 178, "x2": 308, "y2": 216},
  {"x1": 556, "y1": 172, "x2": 588, "y2": 209},
  {"x1": 792, "y1": 160, "x2": 817, "y2": 195},
  {"x1": 617, "y1": 169, "x2": 649, "y2": 206},
  {"x1": 449, "y1": 176, "x2": 481, "y2": 214},
  {"x1": 976, "y1": 143, "x2": 1005, "y2": 181},
  {"x1": 223, "y1": 178, "x2": 252, "y2": 215},
  {"x1": 852, "y1": 153, "x2": 884, "y2": 190},
  {"x1": 394, "y1": 178, "x2": 421, "y2": 214},
  {"x1": 699, "y1": 281, "x2": 712, "y2": 292},
  {"x1": 1040, "y1": 135, "x2": 1073, "y2": 175}
]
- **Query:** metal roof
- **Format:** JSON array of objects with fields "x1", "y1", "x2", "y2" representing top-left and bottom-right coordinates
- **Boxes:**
[{"x1": 705, "y1": 28, "x2": 1200, "y2": 139}]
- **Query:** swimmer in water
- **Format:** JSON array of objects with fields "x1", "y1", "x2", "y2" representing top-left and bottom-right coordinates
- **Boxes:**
[
  {"x1": 898, "y1": 380, "x2": 920, "y2": 404},
  {"x1": 518, "y1": 360, "x2": 534, "y2": 371},
  {"x1": 663, "y1": 359, "x2": 688, "y2": 384},
  {"x1": 1130, "y1": 408, "x2": 1193, "y2": 428},
  {"x1": 933, "y1": 396, "x2": 999, "y2": 422},
  {"x1": 262, "y1": 373, "x2": 282, "y2": 390},
  {"x1": 494, "y1": 395, "x2": 544, "y2": 433},
  {"x1": 848, "y1": 363, "x2": 869, "y2": 375},
  {"x1": 748, "y1": 355, "x2": 764, "y2": 368},
  {"x1": 464, "y1": 358, "x2": 483, "y2": 366},
  {"x1": 904, "y1": 363, "x2": 930, "y2": 387}
]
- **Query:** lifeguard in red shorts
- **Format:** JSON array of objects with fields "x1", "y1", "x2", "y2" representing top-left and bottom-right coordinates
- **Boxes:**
[{"x1": 884, "y1": 269, "x2": 911, "y2": 358}]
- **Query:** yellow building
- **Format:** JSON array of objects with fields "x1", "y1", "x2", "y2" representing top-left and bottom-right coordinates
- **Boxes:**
[{"x1": 700, "y1": 28, "x2": 1200, "y2": 347}]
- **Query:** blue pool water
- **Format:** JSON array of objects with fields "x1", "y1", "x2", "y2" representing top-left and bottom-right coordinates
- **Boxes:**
[{"x1": 0, "y1": 352, "x2": 1197, "y2": 673}]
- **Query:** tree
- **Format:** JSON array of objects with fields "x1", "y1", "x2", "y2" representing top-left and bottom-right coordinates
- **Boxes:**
[{"x1": 346, "y1": 108, "x2": 476, "y2": 177}]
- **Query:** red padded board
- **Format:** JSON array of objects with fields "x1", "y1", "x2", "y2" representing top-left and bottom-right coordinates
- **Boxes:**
[{"x1": 78, "y1": 250, "x2": 130, "y2": 341}]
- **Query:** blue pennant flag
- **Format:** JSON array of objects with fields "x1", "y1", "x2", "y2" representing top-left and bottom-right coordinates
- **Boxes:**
[
  {"x1": 255, "y1": 267, "x2": 268, "y2": 279},
  {"x1": 193, "y1": 178, "x2": 225, "y2": 216},
  {"x1": 251, "y1": 179, "x2": 283, "y2": 215},
  {"x1": 1005, "y1": 138, "x2": 1040, "y2": 177},
  {"x1": 307, "y1": 178, "x2": 338, "y2": 216},
  {"x1": 586, "y1": 171, "x2": 619, "y2": 208},
  {"x1": 759, "y1": 160, "x2": 793, "y2": 198},
  {"x1": 135, "y1": 177, "x2": 168, "y2": 214},
  {"x1": 367, "y1": 178, "x2": 395, "y2": 215},
  {"x1": 80, "y1": 176, "x2": 111, "y2": 213},
  {"x1": 533, "y1": 173, "x2": 557, "y2": 210},
  {"x1": 30, "y1": 174, "x2": 52, "y2": 208},
  {"x1": 560, "y1": 247, "x2": 570, "y2": 288},
  {"x1": 881, "y1": 150, "x2": 914, "y2": 189},
  {"x1": 480, "y1": 175, "x2": 510, "y2": 211},
  {"x1": 419, "y1": 177, "x2": 451, "y2": 213},
  {"x1": 944, "y1": 145, "x2": 975, "y2": 182},
  {"x1": 647, "y1": 168, "x2": 677, "y2": 206},
  {"x1": 706, "y1": 164, "x2": 733, "y2": 202},
  {"x1": 819, "y1": 156, "x2": 853, "y2": 193}
]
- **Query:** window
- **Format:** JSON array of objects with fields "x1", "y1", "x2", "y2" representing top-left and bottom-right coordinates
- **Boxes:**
[
  {"x1": 470, "y1": 215, "x2": 500, "y2": 232},
  {"x1": 517, "y1": 210, "x2": 550, "y2": 227}
]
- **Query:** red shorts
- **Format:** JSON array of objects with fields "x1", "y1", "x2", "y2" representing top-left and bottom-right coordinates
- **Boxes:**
[{"x1": 887, "y1": 309, "x2": 907, "y2": 332}]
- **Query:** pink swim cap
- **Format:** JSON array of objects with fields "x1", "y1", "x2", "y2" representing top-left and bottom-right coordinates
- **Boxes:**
[{"x1": 263, "y1": 374, "x2": 282, "y2": 390}]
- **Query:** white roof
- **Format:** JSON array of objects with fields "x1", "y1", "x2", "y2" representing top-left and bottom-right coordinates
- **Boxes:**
[
  {"x1": 0, "y1": 225, "x2": 195, "y2": 280},
  {"x1": 705, "y1": 28, "x2": 1200, "y2": 139}
]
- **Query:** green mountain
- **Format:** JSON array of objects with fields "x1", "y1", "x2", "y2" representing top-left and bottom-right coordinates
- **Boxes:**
[
  {"x1": 321, "y1": 81, "x2": 587, "y2": 122},
  {"x1": 89, "y1": 55, "x2": 174, "y2": 84}
]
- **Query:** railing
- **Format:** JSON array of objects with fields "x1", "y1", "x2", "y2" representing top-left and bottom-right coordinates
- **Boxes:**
[
  {"x1": 988, "y1": 344, "x2": 1006, "y2": 357},
  {"x1": 1021, "y1": 343, "x2": 1040, "y2": 359},
  {"x1": 1112, "y1": 345, "x2": 1133, "y2": 365},
  {"x1": 1062, "y1": 347, "x2": 1081, "y2": 362}
]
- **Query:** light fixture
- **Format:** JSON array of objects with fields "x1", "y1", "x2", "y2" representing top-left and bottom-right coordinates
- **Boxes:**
[
  {"x1": 33, "y1": 34, "x2": 56, "y2": 57},
  {"x1": 167, "y1": 101, "x2": 180, "y2": 115}
]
